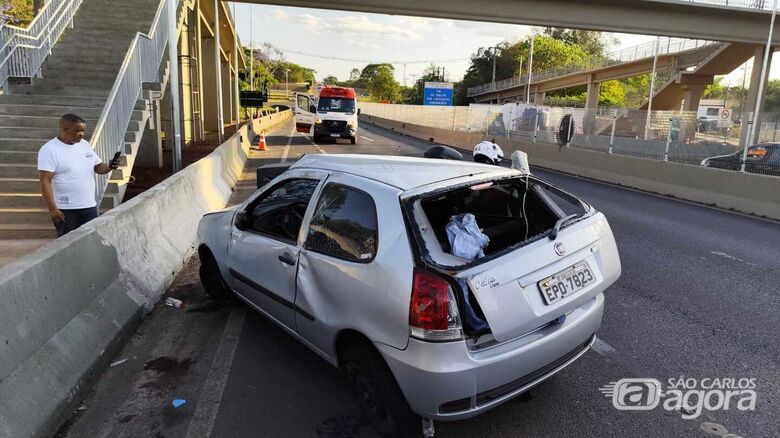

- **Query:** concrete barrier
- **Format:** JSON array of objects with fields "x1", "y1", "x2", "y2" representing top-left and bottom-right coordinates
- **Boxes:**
[
  {"x1": 0, "y1": 111, "x2": 291, "y2": 438},
  {"x1": 362, "y1": 114, "x2": 780, "y2": 220}
]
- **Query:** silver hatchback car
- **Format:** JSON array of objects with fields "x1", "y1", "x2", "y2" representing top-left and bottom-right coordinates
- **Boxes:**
[{"x1": 197, "y1": 154, "x2": 621, "y2": 437}]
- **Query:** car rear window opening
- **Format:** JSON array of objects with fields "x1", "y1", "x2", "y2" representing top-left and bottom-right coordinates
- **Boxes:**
[{"x1": 419, "y1": 178, "x2": 560, "y2": 259}]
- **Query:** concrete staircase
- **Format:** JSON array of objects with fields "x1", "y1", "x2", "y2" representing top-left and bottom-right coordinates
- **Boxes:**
[{"x1": 0, "y1": 0, "x2": 164, "y2": 240}]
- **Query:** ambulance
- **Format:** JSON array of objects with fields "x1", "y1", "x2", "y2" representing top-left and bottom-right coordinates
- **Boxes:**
[{"x1": 294, "y1": 86, "x2": 359, "y2": 144}]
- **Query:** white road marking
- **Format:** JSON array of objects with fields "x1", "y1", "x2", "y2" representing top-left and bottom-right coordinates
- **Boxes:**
[
  {"x1": 360, "y1": 136, "x2": 375, "y2": 142},
  {"x1": 280, "y1": 124, "x2": 295, "y2": 164},
  {"x1": 710, "y1": 251, "x2": 755, "y2": 266},
  {"x1": 302, "y1": 133, "x2": 327, "y2": 154},
  {"x1": 591, "y1": 336, "x2": 616, "y2": 357},
  {"x1": 185, "y1": 306, "x2": 247, "y2": 438}
]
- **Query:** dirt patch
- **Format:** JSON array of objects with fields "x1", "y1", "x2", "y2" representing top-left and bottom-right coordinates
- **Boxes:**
[{"x1": 143, "y1": 357, "x2": 193, "y2": 376}]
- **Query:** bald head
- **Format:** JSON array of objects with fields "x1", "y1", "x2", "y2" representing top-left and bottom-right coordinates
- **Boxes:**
[{"x1": 59, "y1": 114, "x2": 86, "y2": 145}]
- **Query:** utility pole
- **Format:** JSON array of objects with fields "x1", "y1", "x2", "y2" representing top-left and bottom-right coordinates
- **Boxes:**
[
  {"x1": 249, "y1": 5, "x2": 254, "y2": 90},
  {"x1": 644, "y1": 36, "x2": 660, "y2": 141},
  {"x1": 167, "y1": 0, "x2": 182, "y2": 171},
  {"x1": 403, "y1": 63, "x2": 407, "y2": 86},
  {"x1": 284, "y1": 68, "x2": 290, "y2": 98},
  {"x1": 743, "y1": 0, "x2": 778, "y2": 171},
  {"x1": 491, "y1": 46, "x2": 497, "y2": 84},
  {"x1": 526, "y1": 35, "x2": 534, "y2": 103}
]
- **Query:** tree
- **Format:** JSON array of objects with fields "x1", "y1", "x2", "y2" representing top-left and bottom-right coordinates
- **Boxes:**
[
  {"x1": 762, "y1": 79, "x2": 780, "y2": 112},
  {"x1": 1, "y1": 0, "x2": 33, "y2": 26},
  {"x1": 543, "y1": 28, "x2": 616, "y2": 57},
  {"x1": 406, "y1": 64, "x2": 446, "y2": 105},
  {"x1": 360, "y1": 64, "x2": 400, "y2": 102},
  {"x1": 322, "y1": 75, "x2": 339, "y2": 85}
]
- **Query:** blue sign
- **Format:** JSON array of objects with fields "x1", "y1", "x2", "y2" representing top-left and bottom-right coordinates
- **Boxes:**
[{"x1": 423, "y1": 82, "x2": 454, "y2": 106}]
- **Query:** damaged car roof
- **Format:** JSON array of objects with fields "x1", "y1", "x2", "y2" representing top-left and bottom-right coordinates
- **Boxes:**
[{"x1": 291, "y1": 154, "x2": 509, "y2": 190}]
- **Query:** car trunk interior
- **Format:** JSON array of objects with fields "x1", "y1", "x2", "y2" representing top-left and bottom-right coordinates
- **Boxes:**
[{"x1": 419, "y1": 178, "x2": 559, "y2": 257}]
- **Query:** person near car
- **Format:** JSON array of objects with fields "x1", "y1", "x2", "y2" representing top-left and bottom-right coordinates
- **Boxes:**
[{"x1": 37, "y1": 114, "x2": 119, "y2": 237}]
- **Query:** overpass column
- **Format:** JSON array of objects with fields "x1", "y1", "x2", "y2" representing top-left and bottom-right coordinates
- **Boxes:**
[
  {"x1": 742, "y1": 46, "x2": 774, "y2": 145},
  {"x1": 585, "y1": 76, "x2": 600, "y2": 134},
  {"x1": 534, "y1": 90, "x2": 545, "y2": 105},
  {"x1": 681, "y1": 84, "x2": 706, "y2": 142}
]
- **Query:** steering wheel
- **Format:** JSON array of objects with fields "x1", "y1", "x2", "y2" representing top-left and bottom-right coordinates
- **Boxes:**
[{"x1": 280, "y1": 202, "x2": 308, "y2": 239}]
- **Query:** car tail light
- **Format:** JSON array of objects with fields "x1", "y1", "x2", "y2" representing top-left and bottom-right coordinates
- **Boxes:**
[{"x1": 409, "y1": 268, "x2": 463, "y2": 341}]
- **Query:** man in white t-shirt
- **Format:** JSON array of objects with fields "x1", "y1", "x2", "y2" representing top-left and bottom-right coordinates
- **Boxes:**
[{"x1": 38, "y1": 114, "x2": 119, "y2": 237}]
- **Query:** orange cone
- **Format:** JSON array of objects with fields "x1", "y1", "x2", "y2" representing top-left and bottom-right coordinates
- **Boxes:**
[{"x1": 257, "y1": 130, "x2": 267, "y2": 151}]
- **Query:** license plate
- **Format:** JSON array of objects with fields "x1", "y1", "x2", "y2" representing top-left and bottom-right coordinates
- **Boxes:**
[
  {"x1": 538, "y1": 262, "x2": 594, "y2": 305},
  {"x1": 330, "y1": 133, "x2": 341, "y2": 137}
]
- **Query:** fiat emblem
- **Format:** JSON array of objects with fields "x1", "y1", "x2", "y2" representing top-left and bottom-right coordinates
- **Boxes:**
[{"x1": 554, "y1": 242, "x2": 566, "y2": 256}]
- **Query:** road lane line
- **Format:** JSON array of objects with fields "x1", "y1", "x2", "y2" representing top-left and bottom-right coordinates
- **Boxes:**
[
  {"x1": 360, "y1": 136, "x2": 375, "y2": 142},
  {"x1": 185, "y1": 306, "x2": 247, "y2": 438},
  {"x1": 280, "y1": 123, "x2": 295, "y2": 163}
]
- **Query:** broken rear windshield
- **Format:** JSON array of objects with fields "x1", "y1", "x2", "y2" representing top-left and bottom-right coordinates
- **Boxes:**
[{"x1": 405, "y1": 176, "x2": 592, "y2": 269}]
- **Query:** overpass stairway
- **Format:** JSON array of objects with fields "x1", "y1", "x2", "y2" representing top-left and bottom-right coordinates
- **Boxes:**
[{"x1": 0, "y1": 0, "x2": 187, "y2": 240}]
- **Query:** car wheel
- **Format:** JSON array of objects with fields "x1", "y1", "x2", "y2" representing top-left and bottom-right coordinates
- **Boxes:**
[
  {"x1": 199, "y1": 250, "x2": 232, "y2": 301},
  {"x1": 342, "y1": 345, "x2": 420, "y2": 438},
  {"x1": 350, "y1": 136, "x2": 357, "y2": 145}
]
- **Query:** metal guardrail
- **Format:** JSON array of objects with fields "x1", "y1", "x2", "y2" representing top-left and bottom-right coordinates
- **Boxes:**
[
  {"x1": 468, "y1": 37, "x2": 718, "y2": 97},
  {"x1": 0, "y1": 0, "x2": 83, "y2": 91},
  {"x1": 655, "y1": 0, "x2": 770, "y2": 9},
  {"x1": 92, "y1": 0, "x2": 177, "y2": 202}
]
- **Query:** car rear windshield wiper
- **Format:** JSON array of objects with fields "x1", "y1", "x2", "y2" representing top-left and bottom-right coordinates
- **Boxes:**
[{"x1": 548, "y1": 214, "x2": 578, "y2": 240}]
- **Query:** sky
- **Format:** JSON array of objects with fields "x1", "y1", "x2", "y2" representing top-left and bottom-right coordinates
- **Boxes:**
[{"x1": 228, "y1": 3, "x2": 779, "y2": 87}]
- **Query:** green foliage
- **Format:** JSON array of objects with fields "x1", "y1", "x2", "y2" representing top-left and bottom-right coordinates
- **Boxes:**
[
  {"x1": 359, "y1": 63, "x2": 400, "y2": 102},
  {"x1": 322, "y1": 75, "x2": 339, "y2": 85},
  {"x1": 543, "y1": 28, "x2": 617, "y2": 57},
  {"x1": 1, "y1": 0, "x2": 33, "y2": 26},
  {"x1": 762, "y1": 79, "x2": 780, "y2": 112},
  {"x1": 239, "y1": 43, "x2": 315, "y2": 92},
  {"x1": 406, "y1": 64, "x2": 446, "y2": 105}
]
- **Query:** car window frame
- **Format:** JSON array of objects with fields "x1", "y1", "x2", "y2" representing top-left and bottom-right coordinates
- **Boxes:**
[
  {"x1": 241, "y1": 177, "x2": 321, "y2": 245},
  {"x1": 303, "y1": 182, "x2": 380, "y2": 264}
]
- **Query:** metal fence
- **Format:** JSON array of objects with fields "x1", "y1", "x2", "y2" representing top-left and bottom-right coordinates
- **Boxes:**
[
  {"x1": 0, "y1": 0, "x2": 84, "y2": 91},
  {"x1": 91, "y1": 0, "x2": 177, "y2": 202},
  {"x1": 359, "y1": 102, "x2": 780, "y2": 177},
  {"x1": 468, "y1": 37, "x2": 718, "y2": 97},
  {"x1": 653, "y1": 0, "x2": 771, "y2": 9}
]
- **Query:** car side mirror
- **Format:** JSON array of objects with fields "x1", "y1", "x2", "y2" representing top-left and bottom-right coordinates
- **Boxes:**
[
  {"x1": 235, "y1": 210, "x2": 248, "y2": 230},
  {"x1": 357, "y1": 108, "x2": 362, "y2": 116}
]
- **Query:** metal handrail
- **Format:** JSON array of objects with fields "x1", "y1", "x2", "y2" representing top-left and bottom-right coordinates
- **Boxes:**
[
  {"x1": 91, "y1": 0, "x2": 179, "y2": 203},
  {"x1": 468, "y1": 37, "x2": 719, "y2": 97},
  {"x1": 0, "y1": 0, "x2": 83, "y2": 90}
]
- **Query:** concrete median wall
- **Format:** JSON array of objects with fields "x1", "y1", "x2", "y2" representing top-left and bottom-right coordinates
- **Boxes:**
[
  {"x1": 0, "y1": 111, "x2": 290, "y2": 438},
  {"x1": 362, "y1": 114, "x2": 780, "y2": 221}
]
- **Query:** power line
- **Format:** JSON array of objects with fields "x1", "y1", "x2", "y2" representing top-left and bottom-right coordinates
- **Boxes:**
[{"x1": 274, "y1": 47, "x2": 470, "y2": 65}]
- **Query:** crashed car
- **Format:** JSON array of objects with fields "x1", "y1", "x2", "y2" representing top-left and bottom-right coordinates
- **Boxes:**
[
  {"x1": 701, "y1": 143, "x2": 780, "y2": 176},
  {"x1": 196, "y1": 154, "x2": 621, "y2": 437}
]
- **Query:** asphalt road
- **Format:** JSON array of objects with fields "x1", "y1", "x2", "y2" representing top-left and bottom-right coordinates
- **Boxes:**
[{"x1": 59, "y1": 119, "x2": 780, "y2": 438}]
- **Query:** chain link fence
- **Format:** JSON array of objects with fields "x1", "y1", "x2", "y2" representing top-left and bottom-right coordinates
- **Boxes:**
[{"x1": 358, "y1": 101, "x2": 780, "y2": 177}]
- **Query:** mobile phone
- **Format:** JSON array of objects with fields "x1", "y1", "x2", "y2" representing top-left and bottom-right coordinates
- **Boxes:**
[{"x1": 112, "y1": 151, "x2": 121, "y2": 164}]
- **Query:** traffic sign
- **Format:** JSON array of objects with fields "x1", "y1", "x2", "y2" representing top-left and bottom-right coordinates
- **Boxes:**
[
  {"x1": 423, "y1": 82, "x2": 454, "y2": 106},
  {"x1": 717, "y1": 108, "x2": 732, "y2": 128}
]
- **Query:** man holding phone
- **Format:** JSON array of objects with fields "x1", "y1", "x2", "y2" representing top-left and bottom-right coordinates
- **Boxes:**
[{"x1": 37, "y1": 114, "x2": 120, "y2": 237}]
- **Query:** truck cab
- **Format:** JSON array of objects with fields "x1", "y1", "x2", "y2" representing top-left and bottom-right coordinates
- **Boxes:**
[{"x1": 295, "y1": 86, "x2": 359, "y2": 144}]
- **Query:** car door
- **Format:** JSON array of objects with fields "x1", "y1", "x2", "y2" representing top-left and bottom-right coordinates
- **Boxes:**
[
  {"x1": 295, "y1": 93, "x2": 316, "y2": 134},
  {"x1": 295, "y1": 174, "x2": 415, "y2": 356},
  {"x1": 228, "y1": 172, "x2": 325, "y2": 329}
]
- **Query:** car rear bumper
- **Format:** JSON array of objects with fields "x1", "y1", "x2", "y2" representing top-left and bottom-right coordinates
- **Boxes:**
[{"x1": 376, "y1": 292, "x2": 604, "y2": 420}]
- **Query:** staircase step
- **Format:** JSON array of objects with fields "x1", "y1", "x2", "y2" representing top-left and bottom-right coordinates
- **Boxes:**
[
  {"x1": 42, "y1": 58, "x2": 123, "y2": 71},
  {"x1": 0, "y1": 164, "x2": 38, "y2": 178},
  {"x1": 0, "y1": 105, "x2": 104, "y2": 118},
  {"x1": 32, "y1": 76, "x2": 118, "y2": 89},
  {"x1": 0, "y1": 224, "x2": 56, "y2": 239},
  {"x1": 0, "y1": 139, "x2": 48, "y2": 152},
  {"x1": 8, "y1": 85, "x2": 111, "y2": 98},
  {"x1": 0, "y1": 178, "x2": 39, "y2": 192},
  {"x1": 0, "y1": 127, "x2": 94, "y2": 139},
  {"x1": 0, "y1": 209, "x2": 51, "y2": 225},
  {"x1": 0, "y1": 115, "x2": 100, "y2": 128},
  {"x1": 0, "y1": 151, "x2": 38, "y2": 164},
  {"x1": 0, "y1": 193, "x2": 45, "y2": 208},
  {"x1": 0, "y1": 95, "x2": 106, "y2": 107}
]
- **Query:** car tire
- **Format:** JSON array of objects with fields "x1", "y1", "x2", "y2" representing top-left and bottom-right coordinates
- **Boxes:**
[
  {"x1": 350, "y1": 136, "x2": 357, "y2": 145},
  {"x1": 342, "y1": 345, "x2": 420, "y2": 438},
  {"x1": 199, "y1": 250, "x2": 232, "y2": 301}
]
